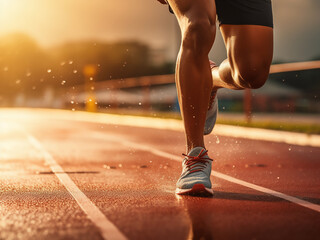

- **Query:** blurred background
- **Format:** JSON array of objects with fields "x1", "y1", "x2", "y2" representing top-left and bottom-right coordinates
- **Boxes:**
[{"x1": 0, "y1": 0, "x2": 319, "y2": 132}]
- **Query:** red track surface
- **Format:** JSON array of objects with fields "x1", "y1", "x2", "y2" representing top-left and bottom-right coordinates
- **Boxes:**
[{"x1": 1, "y1": 109, "x2": 320, "y2": 240}]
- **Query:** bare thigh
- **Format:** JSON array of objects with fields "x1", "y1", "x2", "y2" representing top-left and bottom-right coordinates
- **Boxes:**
[{"x1": 220, "y1": 24, "x2": 274, "y2": 87}]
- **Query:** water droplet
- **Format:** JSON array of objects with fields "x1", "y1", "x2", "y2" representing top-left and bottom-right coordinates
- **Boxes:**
[
  {"x1": 73, "y1": 70, "x2": 78, "y2": 74},
  {"x1": 61, "y1": 80, "x2": 66, "y2": 85},
  {"x1": 277, "y1": 177, "x2": 280, "y2": 179},
  {"x1": 89, "y1": 77, "x2": 93, "y2": 81},
  {"x1": 68, "y1": 60, "x2": 73, "y2": 64},
  {"x1": 47, "y1": 69, "x2": 52, "y2": 73},
  {"x1": 103, "y1": 165, "x2": 111, "y2": 169},
  {"x1": 60, "y1": 61, "x2": 66, "y2": 66},
  {"x1": 216, "y1": 136, "x2": 220, "y2": 144},
  {"x1": 26, "y1": 72, "x2": 31, "y2": 77},
  {"x1": 15, "y1": 79, "x2": 21, "y2": 84},
  {"x1": 138, "y1": 102, "x2": 142, "y2": 105},
  {"x1": 70, "y1": 100, "x2": 74, "y2": 104},
  {"x1": 72, "y1": 108, "x2": 75, "y2": 111},
  {"x1": 288, "y1": 147, "x2": 292, "y2": 151}
]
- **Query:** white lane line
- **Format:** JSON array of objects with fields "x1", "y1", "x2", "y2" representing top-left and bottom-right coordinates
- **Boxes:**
[
  {"x1": 26, "y1": 134, "x2": 128, "y2": 240},
  {"x1": 5, "y1": 109, "x2": 320, "y2": 148},
  {"x1": 33, "y1": 109, "x2": 320, "y2": 148},
  {"x1": 212, "y1": 171, "x2": 320, "y2": 213},
  {"x1": 117, "y1": 138, "x2": 320, "y2": 213}
]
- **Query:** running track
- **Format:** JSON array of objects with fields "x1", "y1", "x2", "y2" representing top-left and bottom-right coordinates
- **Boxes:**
[{"x1": 1, "y1": 108, "x2": 320, "y2": 240}]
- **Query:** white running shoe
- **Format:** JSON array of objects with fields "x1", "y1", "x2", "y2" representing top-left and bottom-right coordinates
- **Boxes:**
[
  {"x1": 176, "y1": 147, "x2": 213, "y2": 196},
  {"x1": 204, "y1": 61, "x2": 218, "y2": 135}
]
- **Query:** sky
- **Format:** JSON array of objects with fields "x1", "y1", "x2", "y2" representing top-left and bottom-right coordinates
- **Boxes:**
[{"x1": 0, "y1": 0, "x2": 319, "y2": 63}]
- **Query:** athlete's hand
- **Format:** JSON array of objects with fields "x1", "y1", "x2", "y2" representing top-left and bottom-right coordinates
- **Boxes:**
[{"x1": 157, "y1": 0, "x2": 167, "y2": 4}]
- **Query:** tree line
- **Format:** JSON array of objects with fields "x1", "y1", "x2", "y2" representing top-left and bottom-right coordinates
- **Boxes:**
[
  {"x1": 0, "y1": 33, "x2": 174, "y2": 103},
  {"x1": 0, "y1": 33, "x2": 318, "y2": 105}
]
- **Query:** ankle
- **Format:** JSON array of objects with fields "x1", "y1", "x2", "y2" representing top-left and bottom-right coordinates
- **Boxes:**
[{"x1": 186, "y1": 144, "x2": 205, "y2": 153}]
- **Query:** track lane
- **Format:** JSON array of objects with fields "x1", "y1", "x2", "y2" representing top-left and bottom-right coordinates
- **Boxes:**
[
  {"x1": 0, "y1": 123, "x2": 103, "y2": 240},
  {"x1": 1, "y1": 109, "x2": 320, "y2": 239},
  {"x1": 26, "y1": 134, "x2": 127, "y2": 240}
]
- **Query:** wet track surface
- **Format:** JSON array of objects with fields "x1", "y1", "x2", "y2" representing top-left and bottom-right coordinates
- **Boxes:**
[{"x1": 1, "y1": 109, "x2": 320, "y2": 240}]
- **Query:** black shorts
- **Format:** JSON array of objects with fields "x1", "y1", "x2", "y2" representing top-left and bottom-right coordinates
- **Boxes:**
[
  {"x1": 215, "y1": 0, "x2": 273, "y2": 28},
  {"x1": 167, "y1": 0, "x2": 273, "y2": 28}
]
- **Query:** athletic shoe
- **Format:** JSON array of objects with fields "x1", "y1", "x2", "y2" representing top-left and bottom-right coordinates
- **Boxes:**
[
  {"x1": 176, "y1": 147, "x2": 213, "y2": 196},
  {"x1": 204, "y1": 60, "x2": 218, "y2": 135}
]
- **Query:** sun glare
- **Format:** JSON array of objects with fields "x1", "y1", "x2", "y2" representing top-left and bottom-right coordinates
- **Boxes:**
[
  {"x1": 0, "y1": 0, "x2": 29, "y2": 33},
  {"x1": 0, "y1": 0, "x2": 16, "y2": 18}
]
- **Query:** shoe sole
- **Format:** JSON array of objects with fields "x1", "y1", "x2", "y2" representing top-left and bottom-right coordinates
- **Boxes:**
[{"x1": 175, "y1": 184, "x2": 213, "y2": 196}]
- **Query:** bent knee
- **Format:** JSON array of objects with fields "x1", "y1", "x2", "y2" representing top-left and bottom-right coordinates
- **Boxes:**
[
  {"x1": 181, "y1": 18, "x2": 216, "y2": 56},
  {"x1": 235, "y1": 62, "x2": 271, "y2": 89}
]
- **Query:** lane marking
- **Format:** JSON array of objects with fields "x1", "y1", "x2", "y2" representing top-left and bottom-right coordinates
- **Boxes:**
[
  {"x1": 71, "y1": 111, "x2": 320, "y2": 147},
  {"x1": 212, "y1": 171, "x2": 320, "y2": 213},
  {"x1": 115, "y1": 138, "x2": 320, "y2": 213},
  {"x1": 7, "y1": 108, "x2": 320, "y2": 148},
  {"x1": 26, "y1": 134, "x2": 128, "y2": 240},
  {"x1": 6, "y1": 111, "x2": 320, "y2": 213}
]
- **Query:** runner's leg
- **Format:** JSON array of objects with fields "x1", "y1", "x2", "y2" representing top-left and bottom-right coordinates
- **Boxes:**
[
  {"x1": 212, "y1": 25, "x2": 273, "y2": 90},
  {"x1": 167, "y1": 0, "x2": 216, "y2": 152}
]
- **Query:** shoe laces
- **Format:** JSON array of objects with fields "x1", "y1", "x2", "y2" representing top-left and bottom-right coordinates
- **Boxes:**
[
  {"x1": 209, "y1": 60, "x2": 217, "y2": 69},
  {"x1": 182, "y1": 149, "x2": 213, "y2": 174}
]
